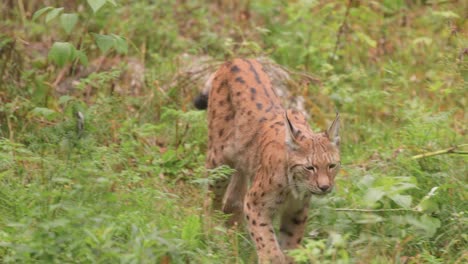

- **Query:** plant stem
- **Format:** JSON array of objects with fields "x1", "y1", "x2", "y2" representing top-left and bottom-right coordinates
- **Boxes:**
[
  {"x1": 332, "y1": 207, "x2": 420, "y2": 213},
  {"x1": 330, "y1": 0, "x2": 352, "y2": 62},
  {"x1": 411, "y1": 144, "x2": 468, "y2": 159},
  {"x1": 17, "y1": 0, "x2": 26, "y2": 26}
]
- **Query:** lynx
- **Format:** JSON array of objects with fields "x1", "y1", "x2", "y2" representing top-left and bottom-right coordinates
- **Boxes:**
[{"x1": 194, "y1": 59, "x2": 340, "y2": 263}]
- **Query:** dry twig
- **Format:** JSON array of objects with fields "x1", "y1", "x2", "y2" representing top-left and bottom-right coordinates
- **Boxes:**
[
  {"x1": 330, "y1": 0, "x2": 353, "y2": 61},
  {"x1": 411, "y1": 144, "x2": 468, "y2": 160},
  {"x1": 332, "y1": 207, "x2": 420, "y2": 213}
]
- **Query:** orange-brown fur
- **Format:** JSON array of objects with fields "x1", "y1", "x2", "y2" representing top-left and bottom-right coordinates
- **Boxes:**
[{"x1": 199, "y1": 59, "x2": 341, "y2": 263}]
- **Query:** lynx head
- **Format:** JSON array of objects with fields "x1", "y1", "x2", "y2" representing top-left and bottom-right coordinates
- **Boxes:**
[{"x1": 284, "y1": 110, "x2": 341, "y2": 197}]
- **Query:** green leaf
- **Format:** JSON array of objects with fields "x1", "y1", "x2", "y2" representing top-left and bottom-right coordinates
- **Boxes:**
[
  {"x1": 30, "y1": 107, "x2": 59, "y2": 121},
  {"x1": 406, "y1": 215, "x2": 441, "y2": 238},
  {"x1": 161, "y1": 149, "x2": 177, "y2": 163},
  {"x1": 75, "y1": 50, "x2": 89, "y2": 66},
  {"x1": 87, "y1": 0, "x2": 107, "y2": 13},
  {"x1": 390, "y1": 194, "x2": 412, "y2": 208},
  {"x1": 111, "y1": 34, "x2": 128, "y2": 54},
  {"x1": 419, "y1": 215, "x2": 441, "y2": 237},
  {"x1": 92, "y1": 34, "x2": 128, "y2": 54},
  {"x1": 181, "y1": 215, "x2": 201, "y2": 250},
  {"x1": 32, "y1": 6, "x2": 53, "y2": 21},
  {"x1": 58, "y1": 95, "x2": 74, "y2": 105},
  {"x1": 60, "y1": 13, "x2": 79, "y2": 34},
  {"x1": 93, "y1": 33, "x2": 114, "y2": 53},
  {"x1": 45, "y1": 7, "x2": 63, "y2": 23},
  {"x1": 416, "y1": 187, "x2": 440, "y2": 213},
  {"x1": 364, "y1": 188, "x2": 385, "y2": 206},
  {"x1": 48, "y1": 42, "x2": 76, "y2": 67},
  {"x1": 417, "y1": 199, "x2": 439, "y2": 214}
]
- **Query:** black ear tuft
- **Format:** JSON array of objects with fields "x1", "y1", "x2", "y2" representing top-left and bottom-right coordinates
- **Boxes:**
[{"x1": 193, "y1": 93, "x2": 209, "y2": 110}]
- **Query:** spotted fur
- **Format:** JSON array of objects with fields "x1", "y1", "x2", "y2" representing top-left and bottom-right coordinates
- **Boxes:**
[{"x1": 196, "y1": 59, "x2": 341, "y2": 264}]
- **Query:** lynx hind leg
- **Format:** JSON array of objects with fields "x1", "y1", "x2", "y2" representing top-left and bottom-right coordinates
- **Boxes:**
[
  {"x1": 222, "y1": 171, "x2": 248, "y2": 226},
  {"x1": 209, "y1": 178, "x2": 229, "y2": 212},
  {"x1": 206, "y1": 153, "x2": 246, "y2": 225},
  {"x1": 207, "y1": 159, "x2": 231, "y2": 212}
]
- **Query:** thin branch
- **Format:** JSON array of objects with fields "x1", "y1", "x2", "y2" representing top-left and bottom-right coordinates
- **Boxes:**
[
  {"x1": 276, "y1": 64, "x2": 322, "y2": 85},
  {"x1": 330, "y1": 0, "x2": 353, "y2": 61},
  {"x1": 17, "y1": 0, "x2": 27, "y2": 26},
  {"x1": 411, "y1": 144, "x2": 468, "y2": 160},
  {"x1": 331, "y1": 207, "x2": 421, "y2": 213}
]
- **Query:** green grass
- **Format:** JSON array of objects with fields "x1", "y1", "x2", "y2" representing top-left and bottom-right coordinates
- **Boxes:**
[{"x1": 0, "y1": 0, "x2": 467, "y2": 263}]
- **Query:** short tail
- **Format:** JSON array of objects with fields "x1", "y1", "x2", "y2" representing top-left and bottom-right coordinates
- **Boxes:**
[
  {"x1": 193, "y1": 72, "x2": 215, "y2": 110},
  {"x1": 193, "y1": 92, "x2": 208, "y2": 110}
]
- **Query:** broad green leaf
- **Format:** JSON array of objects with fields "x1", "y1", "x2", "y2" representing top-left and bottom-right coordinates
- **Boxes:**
[
  {"x1": 58, "y1": 95, "x2": 74, "y2": 105},
  {"x1": 32, "y1": 6, "x2": 53, "y2": 21},
  {"x1": 111, "y1": 34, "x2": 128, "y2": 54},
  {"x1": 93, "y1": 34, "x2": 127, "y2": 54},
  {"x1": 358, "y1": 174, "x2": 376, "y2": 189},
  {"x1": 363, "y1": 188, "x2": 385, "y2": 206},
  {"x1": 390, "y1": 194, "x2": 412, "y2": 208},
  {"x1": 93, "y1": 33, "x2": 114, "y2": 53},
  {"x1": 60, "y1": 13, "x2": 79, "y2": 34},
  {"x1": 48, "y1": 42, "x2": 76, "y2": 67},
  {"x1": 406, "y1": 215, "x2": 441, "y2": 238},
  {"x1": 45, "y1": 7, "x2": 63, "y2": 23},
  {"x1": 30, "y1": 107, "x2": 59, "y2": 121},
  {"x1": 416, "y1": 187, "x2": 440, "y2": 213},
  {"x1": 161, "y1": 149, "x2": 177, "y2": 163},
  {"x1": 419, "y1": 215, "x2": 441, "y2": 237},
  {"x1": 417, "y1": 199, "x2": 439, "y2": 214},
  {"x1": 75, "y1": 50, "x2": 89, "y2": 66},
  {"x1": 87, "y1": 0, "x2": 107, "y2": 13}
]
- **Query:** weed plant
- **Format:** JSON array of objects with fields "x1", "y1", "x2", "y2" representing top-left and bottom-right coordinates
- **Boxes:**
[{"x1": 0, "y1": 0, "x2": 466, "y2": 263}]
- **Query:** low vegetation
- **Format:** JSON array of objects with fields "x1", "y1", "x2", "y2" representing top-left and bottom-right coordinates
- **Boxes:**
[{"x1": 0, "y1": 0, "x2": 466, "y2": 263}]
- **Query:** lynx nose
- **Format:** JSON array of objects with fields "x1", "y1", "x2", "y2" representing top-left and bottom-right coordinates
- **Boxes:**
[{"x1": 319, "y1": 185, "x2": 330, "y2": 192}]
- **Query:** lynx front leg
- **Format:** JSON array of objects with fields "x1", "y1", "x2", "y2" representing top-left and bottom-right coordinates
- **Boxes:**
[
  {"x1": 244, "y1": 188, "x2": 289, "y2": 264},
  {"x1": 278, "y1": 196, "x2": 310, "y2": 251}
]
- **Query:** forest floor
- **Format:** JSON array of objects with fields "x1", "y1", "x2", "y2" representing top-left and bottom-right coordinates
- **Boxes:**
[{"x1": 0, "y1": 1, "x2": 467, "y2": 263}]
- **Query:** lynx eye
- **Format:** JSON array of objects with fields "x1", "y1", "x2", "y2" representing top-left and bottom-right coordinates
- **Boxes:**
[
  {"x1": 328, "y1": 163, "x2": 337, "y2": 169},
  {"x1": 305, "y1": 165, "x2": 316, "y2": 172}
]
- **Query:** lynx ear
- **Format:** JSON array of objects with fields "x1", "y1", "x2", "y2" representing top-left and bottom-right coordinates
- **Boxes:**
[
  {"x1": 285, "y1": 111, "x2": 300, "y2": 150},
  {"x1": 326, "y1": 113, "x2": 340, "y2": 146}
]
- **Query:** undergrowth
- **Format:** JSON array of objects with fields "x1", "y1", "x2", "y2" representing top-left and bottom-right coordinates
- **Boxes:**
[{"x1": 0, "y1": 0, "x2": 466, "y2": 263}]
